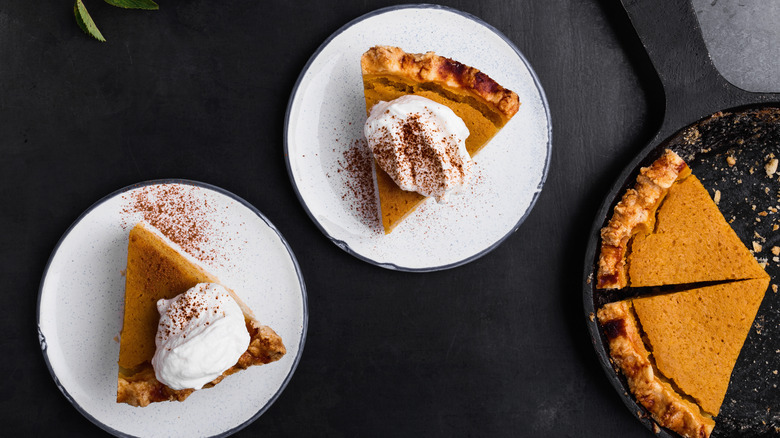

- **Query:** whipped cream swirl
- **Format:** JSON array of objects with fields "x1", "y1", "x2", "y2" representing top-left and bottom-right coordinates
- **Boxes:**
[
  {"x1": 364, "y1": 95, "x2": 472, "y2": 202},
  {"x1": 151, "y1": 283, "x2": 249, "y2": 390}
]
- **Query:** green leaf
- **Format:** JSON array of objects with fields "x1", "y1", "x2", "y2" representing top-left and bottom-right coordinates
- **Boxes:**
[
  {"x1": 74, "y1": 0, "x2": 106, "y2": 42},
  {"x1": 103, "y1": 0, "x2": 159, "y2": 10}
]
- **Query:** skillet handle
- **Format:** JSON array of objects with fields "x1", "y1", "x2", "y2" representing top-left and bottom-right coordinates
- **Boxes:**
[{"x1": 619, "y1": 0, "x2": 774, "y2": 138}]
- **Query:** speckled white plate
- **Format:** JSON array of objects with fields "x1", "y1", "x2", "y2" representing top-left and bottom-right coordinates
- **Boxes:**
[
  {"x1": 37, "y1": 180, "x2": 307, "y2": 438},
  {"x1": 285, "y1": 4, "x2": 551, "y2": 271}
]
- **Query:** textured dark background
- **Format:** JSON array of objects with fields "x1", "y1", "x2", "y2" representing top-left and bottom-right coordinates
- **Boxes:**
[{"x1": 0, "y1": 1, "x2": 772, "y2": 437}]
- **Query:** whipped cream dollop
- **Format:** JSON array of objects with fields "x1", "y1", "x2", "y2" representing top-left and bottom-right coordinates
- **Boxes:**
[
  {"x1": 151, "y1": 283, "x2": 249, "y2": 390},
  {"x1": 364, "y1": 95, "x2": 472, "y2": 202}
]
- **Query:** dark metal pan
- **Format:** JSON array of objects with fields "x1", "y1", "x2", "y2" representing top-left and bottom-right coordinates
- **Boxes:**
[{"x1": 583, "y1": 1, "x2": 780, "y2": 436}]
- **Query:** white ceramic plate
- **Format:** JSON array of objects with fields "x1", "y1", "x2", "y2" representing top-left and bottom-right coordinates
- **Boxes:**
[
  {"x1": 37, "y1": 180, "x2": 307, "y2": 438},
  {"x1": 285, "y1": 4, "x2": 551, "y2": 271}
]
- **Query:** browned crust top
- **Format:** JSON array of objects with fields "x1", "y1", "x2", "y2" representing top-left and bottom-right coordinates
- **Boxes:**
[
  {"x1": 596, "y1": 149, "x2": 690, "y2": 289},
  {"x1": 361, "y1": 45, "x2": 520, "y2": 122},
  {"x1": 597, "y1": 301, "x2": 715, "y2": 438},
  {"x1": 117, "y1": 320, "x2": 286, "y2": 407}
]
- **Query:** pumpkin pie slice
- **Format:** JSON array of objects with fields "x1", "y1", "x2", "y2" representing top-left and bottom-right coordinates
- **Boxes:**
[
  {"x1": 597, "y1": 149, "x2": 690, "y2": 289},
  {"x1": 597, "y1": 300, "x2": 716, "y2": 438},
  {"x1": 597, "y1": 149, "x2": 767, "y2": 289},
  {"x1": 598, "y1": 277, "x2": 768, "y2": 438},
  {"x1": 632, "y1": 278, "x2": 769, "y2": 416},
  {"x1": 628, "y1": 175, "x2": 768, "y2": 287},
  {"x1": 117, "y1": 222, "x2": 286, "y2": 407},
  {"x1": 361, "y1": 46, "x2": 520, "y2": 233}
]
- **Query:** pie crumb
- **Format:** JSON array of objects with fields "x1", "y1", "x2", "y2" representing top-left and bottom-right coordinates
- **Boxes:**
[
  {"x1": 713, "y1": 190, "x2": 721, "y2": 205},
  {"x1": 726, "y1": 155, "x2": 736, "y2": 167},
  {"x1": 772, "y1": 246, "x2": 780, "y2": 256},
  {"x1": 774, "y1": 284, "x2": 779, "y2": 293},
  {"x1": 767, "y1": 158, "x2": 779, "y2": 177},
  {"x1": 753, "y1": 241, "x2": 763, "y2": 253}
]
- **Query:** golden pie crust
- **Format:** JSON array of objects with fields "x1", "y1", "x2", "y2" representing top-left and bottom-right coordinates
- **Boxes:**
[
  {"x1": 361, "y1": 45, "x2": 520, "y2": 233},
  {"x1": 361, "y1": 46, "x2": 520, "y2": 124},
  {"x1": 597, "y1": 301, "x2": 715, "y2": 438},
  {"x1": 117, "y1": 222, "x2": 286, "y2": 407}
]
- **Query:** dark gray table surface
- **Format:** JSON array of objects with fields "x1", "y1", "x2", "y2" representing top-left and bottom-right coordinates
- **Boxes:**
[{"x1": 1, "y1": 1, "x2": 776, "y2": 436}]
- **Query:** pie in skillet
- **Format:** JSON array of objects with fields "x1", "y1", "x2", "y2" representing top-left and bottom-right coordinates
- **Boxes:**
[
  {"x1": 360, "y1": 45, "x2": 520, "y2": 233},
  {"x1": 117, "y1": 222, "x2": 286, "y2": 407},
  {"x1": 594, "y1": 150, "x2": 770, "y2": 437}
]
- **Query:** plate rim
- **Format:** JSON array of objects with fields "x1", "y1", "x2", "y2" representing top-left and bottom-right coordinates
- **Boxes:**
[
  {"x1": 283, "y1": 3, "x2": 553, "y2": 272},
  {"x1": 36, "y1": 179, "x2": 309, "y2": 438}
]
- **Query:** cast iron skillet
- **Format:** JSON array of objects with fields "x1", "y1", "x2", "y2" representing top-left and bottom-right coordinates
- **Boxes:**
[{"x1": 583, "y1": 1, "x2": 780, "y2": 436}]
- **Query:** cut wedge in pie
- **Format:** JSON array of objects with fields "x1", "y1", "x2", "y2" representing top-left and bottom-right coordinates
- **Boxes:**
[
  {"x1": 117, "y1": 222, "x2": 286, "y2": 407},
  {"x1": 360, "y1": 45, "x2": 520, "y2": 233},
  {"x1": 594, "y1": 149, "x2": 770, "y2": 438}
]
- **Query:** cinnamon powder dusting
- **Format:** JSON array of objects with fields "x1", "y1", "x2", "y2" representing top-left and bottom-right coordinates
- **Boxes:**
[
  {"x1": 334, "y1": 138, "x2": 382, "y2": 233},
  {"x1": 157, "y1": 289, "x2": 229, "y2": 341},
  {"x1": 367, "y1": 104, "x2": 471, "y2": 202},
  {"x1": 121, "y1": 184, "x2": 224, "y2": 264}
]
